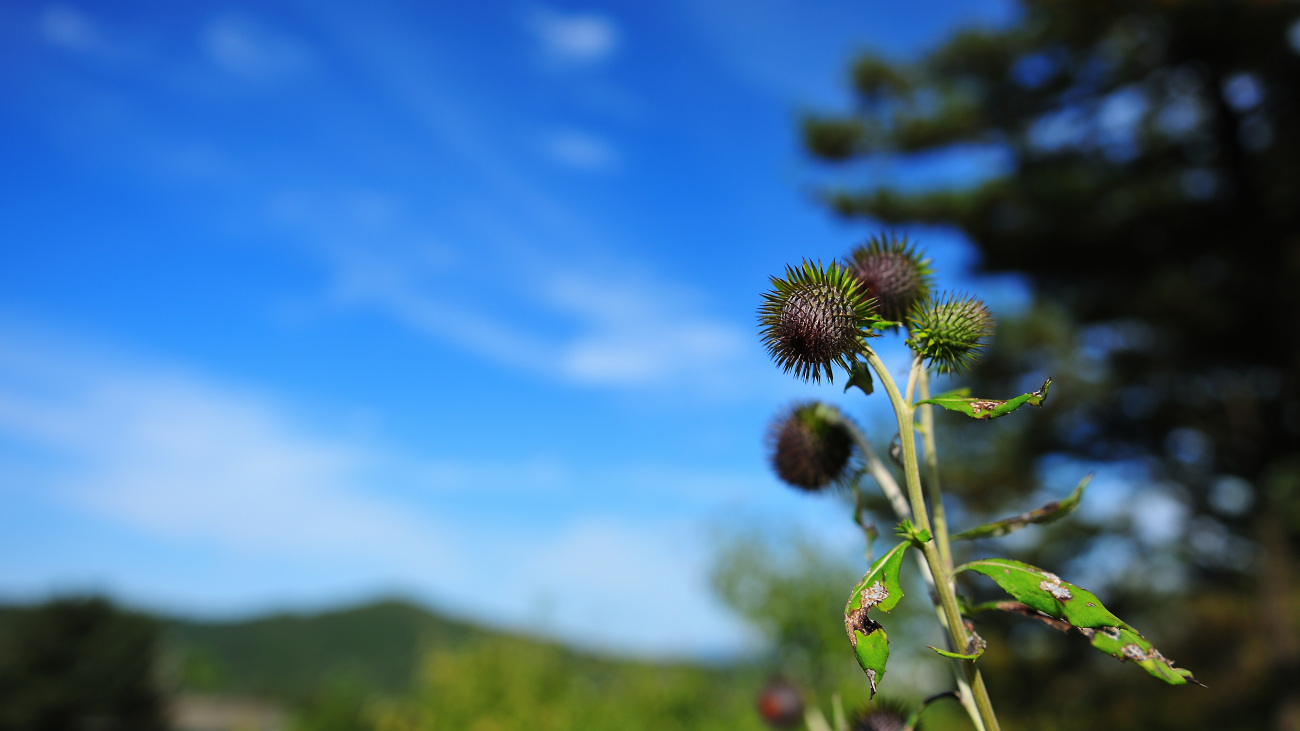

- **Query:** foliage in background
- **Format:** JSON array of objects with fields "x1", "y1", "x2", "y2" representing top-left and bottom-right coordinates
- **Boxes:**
[
  {"x1": 710, "y1": 534, "x2": 861, "y2": 691},
  {"x1": 0, "y1": 598, "x2": 167, "y2": 731},
  {"x1": 373, "y1": 637, "x2": 767, "y2": 731},
  {"x1": 803, "y1": 0, "x2": 1300, "y2": 728},
  {"x1": 2, "y1": 597, "x2": 821, "y2": 731}
]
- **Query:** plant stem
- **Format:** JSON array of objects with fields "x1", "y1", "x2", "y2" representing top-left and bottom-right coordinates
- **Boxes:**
[
  {"x1": 840, "y1": 419, "x2": 985, "y2": 731},
  {"x1": 862, "y1": 347, "x2": 1001, "y2": 731},
  {"x1": 836, "y1": 418, "x2": 911, "y2": 523},
  {"x1": 917, "y1": 367, "x2": 953, "y2": 573},
  {"x1": 904, "y1": 354, "x2": 921, "y2": 404}
]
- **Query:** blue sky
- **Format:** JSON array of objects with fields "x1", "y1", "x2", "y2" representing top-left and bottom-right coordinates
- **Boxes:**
[{"x1": 0, "y1": 0, "x2": 1022, "y2": 657}]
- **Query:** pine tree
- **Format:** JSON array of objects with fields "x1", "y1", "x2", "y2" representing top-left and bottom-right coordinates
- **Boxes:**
[{"x1": 803, "y1": 2, "x2": 1300, "y2": 728}]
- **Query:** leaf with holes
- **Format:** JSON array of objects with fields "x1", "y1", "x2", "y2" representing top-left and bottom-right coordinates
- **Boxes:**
[
  {"x1": 958, "y1": 558, "x2": 1198, "y2": 685},
  {"x1": 952, "y1": 474, "x2": 1092, "y2": 541},
  {"x1": 1080, "y1": 625, "x2": 1201, "y2": 686},
  {"x1": 916, "y1": 379, "x2": 1051, "y2": 420},
  {"x1": 956, "y1": 558, "x2": 1122, "y2": 628},
  {"x1": 843, "y1": 540, "x2": 909, "y2": 696}
]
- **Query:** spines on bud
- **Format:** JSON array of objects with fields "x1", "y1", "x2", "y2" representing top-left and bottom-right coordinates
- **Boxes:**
[
  {"x1": 844, "y1": 233, "x2": 933, "y2": 324},
  {"x1": 759, "y1": 259, "x2": 880, "y2": 384},
  {"x1": 850, "y1": 700, "x2": 911, "y2": 731},
  {"x1": 907, "y1": 292, "x2": 995, "y2": 374},
  {"x1": 766, "y1": 402, "x2": 856, "y2": 492}
]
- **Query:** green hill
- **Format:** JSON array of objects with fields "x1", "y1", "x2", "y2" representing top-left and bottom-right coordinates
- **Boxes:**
[
  {"x1": 1, "y1": 597, "x2": 778, "y2": 730},
  {"x1": 161, "y1": 598, "x2": 488, "y2": 700}
]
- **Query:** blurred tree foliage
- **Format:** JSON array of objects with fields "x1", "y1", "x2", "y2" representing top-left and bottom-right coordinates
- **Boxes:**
[
  {"x1": 709, "y1": 533, "x2": 966, "y2": 727},
  {"x1": 290, "y1": 680, "x2": 378, "y2": 731},
  {"x1": 710, "y1": 534, "x2": 860, "y2": 691},
  {"x1": 804, "y1": 1, "x2": 1300, "y2": 728},
  {"x1": 0, "y1": 597, "x2": 167, "y2": 731},
  {"x1": 373, "y1": 636, "x2": 768, "y2": 731}
]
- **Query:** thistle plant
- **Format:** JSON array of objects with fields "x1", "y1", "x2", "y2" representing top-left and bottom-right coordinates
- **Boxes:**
[{"x1": 757, "y1": 235, "x2": 1199, "y2": 731}]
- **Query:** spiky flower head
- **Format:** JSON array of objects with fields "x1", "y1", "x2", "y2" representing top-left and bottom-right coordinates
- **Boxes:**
[
  {"x1": 907, "y1": 292, "x2": 995, "y2": 374},
  {"x1": 850, "y1": 699, "x2": 912, "y2": 731},
  {"x1": 766, "y1": 402, "x2": 855, "y2": 492},
  {"x1": 844, "y1": 233, "x2": 933, "y2": 323},
  {"x1": 759, "y1": 259, "x2": 879, "y2": 384}
]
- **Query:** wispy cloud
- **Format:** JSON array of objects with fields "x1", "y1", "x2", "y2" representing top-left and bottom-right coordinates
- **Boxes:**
[
  {"x1": 0, "y1": 323, "x2": 751, "y2": 654},
  {"x1": 265, "y1": 187, "x2": 750, "y2": 391},
  {"x1": 201, "y1": 14, "x2": 315, "y2": 82},
  {"x1": 0, "y1": 328, "x2": 444, "y2": 562},
  {"x1": 542, "y1": 129, "x2": 620, "y2": 172},
  {"x1": 525, "y1": 7, "x2": 620, "y2": 65},
  {"x1": 39, "y1": 5, "x2": 101, "y2": 52}
]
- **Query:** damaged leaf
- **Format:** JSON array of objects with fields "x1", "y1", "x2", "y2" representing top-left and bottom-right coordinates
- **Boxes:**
[
  {"x1": 844, "y1": 540, "x2": 909, "y2": 696},
  {"x1": 915, "y1": 378, "x2": 1051, "y2": 420},
  {"x1": 956, "y1": 558, "x2": 1122, "y2": 628},
  {"x1": 952, "y1": 473, "x2": 1092, "y2": 541},
  {"x1": 1080, "y1": 625, "x2": 1201, "y2": 686},
  {"x1": 958, "y1": 559, "x2": 1199, "y2": 685},
  {"x1": 843, "y1": 359, "x2": 874, "y2": 396}
]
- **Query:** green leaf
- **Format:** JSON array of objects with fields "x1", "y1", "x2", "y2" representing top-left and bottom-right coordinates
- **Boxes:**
[
  {"x1": 843, "y1": 541, "x2": 909, "y2": 696},
  {"x1": 957, "y1": 558, "x2": 1199, "y2": 685},
  {"x1": 1081, "y1": 625, "x2": 1201, "y2": 686},
  {"x1": 849, "y1": 626, "x2": 889, "y2": 697},
  {"x1": 952, "y1": 473, "x2": 1092, "y2": 541},
  {"x1": 956, "y1": 558, "x2": 1122, "y2": 628},
  {"x1": 893, "y1": 518, "x2": 931, "y2": 545},
  {"x1": 916, "y1": 378, "x2": 1051, "y2": 420},
  {"x1": 927, "y1": 625, "x2": 987, "y2": 661},
  {"x1": 843, "y1": 360, "x2": 874, "y2": 395},
  {"x1": 927, "y1": 644, "x2": 984, "y2": 661}
]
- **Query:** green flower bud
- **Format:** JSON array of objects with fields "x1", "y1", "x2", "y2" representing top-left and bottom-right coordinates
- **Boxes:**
[
  {"x1": 844, "y1": 233, "x2": 933, "y2": 324},
  {"x1": 907, "y1": 292, "x2": 995, "y2": 374},
  {"x1": 759, "y1": 259, "x2": 879, "y2": 384},
  {"x1": 766, "y1": 402, "x2": 855, "y2": 492}
]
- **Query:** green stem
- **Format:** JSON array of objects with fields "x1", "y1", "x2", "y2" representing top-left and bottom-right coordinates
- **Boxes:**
[
  {"x1": 862, "y1": 347, "x2": 1001, "y2": 731},
  {"x1": 840, "y1": 416, "x2": 984, "y2": 731},
  {"x1": 836, "y1": 418, "x2": 911, "y2": 523},
  {"x1": 918, "y1": 366, "x2": 954, "y2": 573}
]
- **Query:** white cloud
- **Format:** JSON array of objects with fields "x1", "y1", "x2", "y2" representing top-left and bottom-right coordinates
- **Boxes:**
[
  {"x1": 202, "y1": 14, "x2": 314, "y2": 82},
  {"x1": 39, "y1": 5, "x2": 101, "y2": 52},
  {"x1": 544, "y1": 272, "x2": 746, "y2": 386},
  {"x1": 526, "y1": 7, "x2": 620, "y2": 64},
  {"x1": 267, "y1": 189, "x2": 750, "y2": 391},
  {"x1": 0, "y1": 324, "x2": 751, "y2": 655},
  {"x1": 0, "y1": 331, "x2": 446, "y2": 563},
  {"x1": 543, "y1": 129, "x2": 620, "y2": 172},
  {"x1": 511, "y1": 517, "x2": 745, "y2": 655}
]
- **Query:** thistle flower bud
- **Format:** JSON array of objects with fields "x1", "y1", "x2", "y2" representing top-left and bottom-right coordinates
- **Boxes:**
[
  {"x1": 850, "y1": 700, "x2": 911, "y2": 731},
  {"x1": 844, "y1": 233, "x2": 933, "y2": 324},
  {"x1": 755, "y1": 678, "x2": 804, "y2": 728},
  {"x1": 766, "y1": 402, "x2": 855, "y2": 492},
  {"x1": 759, "y1": 260, "x2": 879, "y2": 384},
  {"x1": 907, "y1": 292, "x2": 995, "y2": 374}
]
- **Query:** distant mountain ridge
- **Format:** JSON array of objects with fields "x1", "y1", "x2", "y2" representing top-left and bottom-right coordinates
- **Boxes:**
[
  {"x1": 160, "y1": 597, "x2": 488, "y2": 700},
  {"x1": 0, "y1": 596, "x2": 775, "y2": 731}
]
